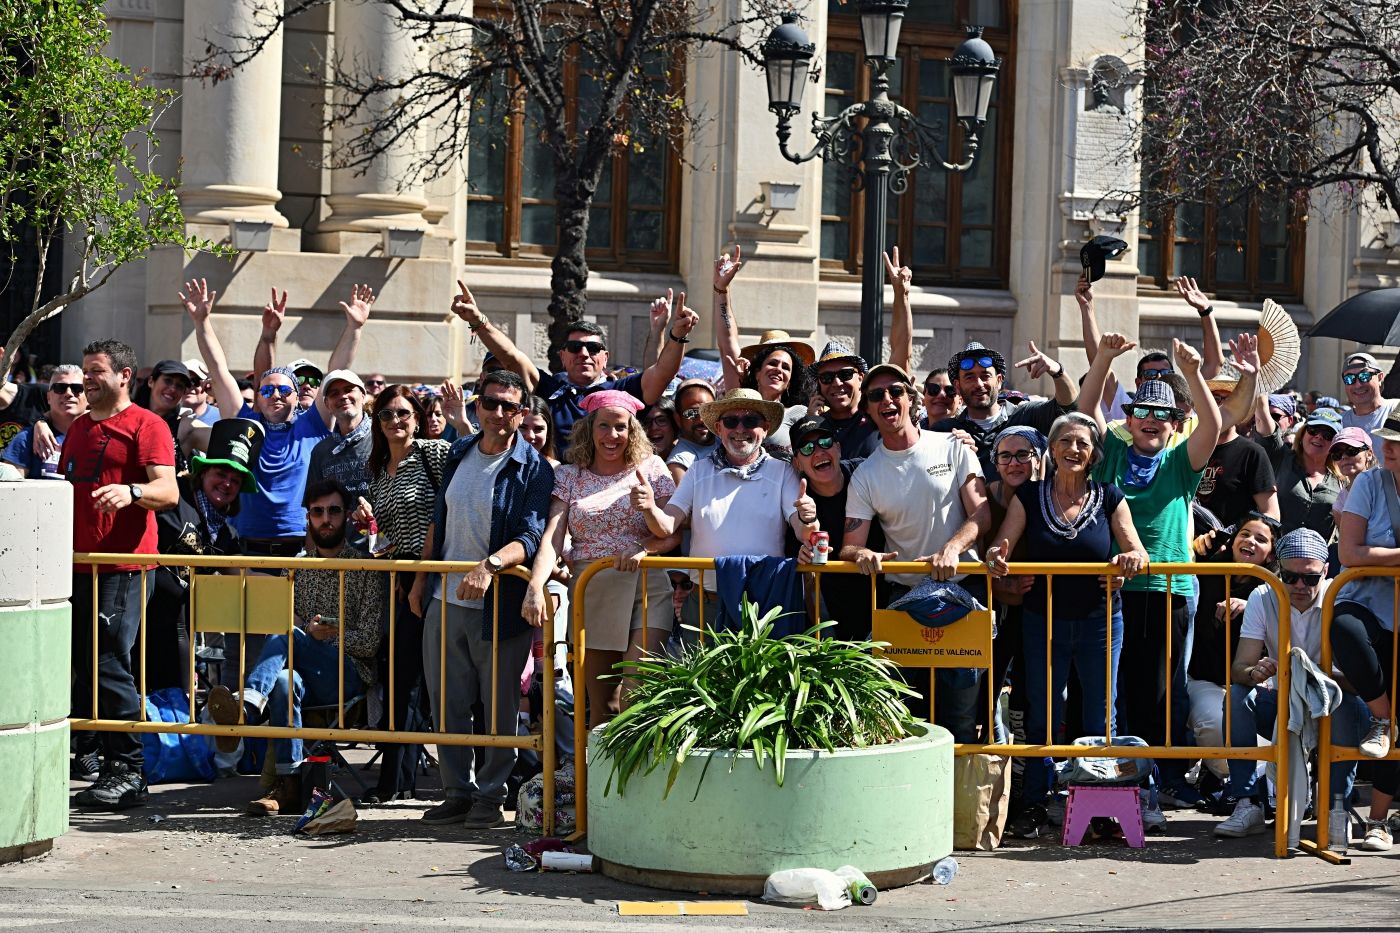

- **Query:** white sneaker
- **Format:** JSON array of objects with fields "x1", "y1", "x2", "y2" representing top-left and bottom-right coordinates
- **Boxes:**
[
  {"x1": 1214, "y1": 799, "x2": 1266, "y2": 838},
  {"x1": 1360, "y1": 718, "x2": 1392, "y2": 759},
  {"x1": 1359, "y1": 820, "x2": 1393, "y2": 852}
]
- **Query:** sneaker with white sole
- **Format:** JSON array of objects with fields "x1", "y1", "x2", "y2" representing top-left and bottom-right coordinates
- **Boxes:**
[
  {"x1": 1359, "y1": 820, "x2": 1393, "y2": 852},
  {"x1": 1360, "y1": 718, "x2": 1392, "y2": 759},
  {"x1": 1214, "y1": 798, "x2": 1266, "y2": 838}
]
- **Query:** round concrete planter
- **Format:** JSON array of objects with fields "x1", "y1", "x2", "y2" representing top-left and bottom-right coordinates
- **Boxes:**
[{"x1": 587, "y1": 722, "x2": 952, "y2": 894}]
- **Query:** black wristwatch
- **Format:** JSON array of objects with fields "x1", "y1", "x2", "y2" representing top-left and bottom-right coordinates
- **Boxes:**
[
  {"x1": 128, "y1": 483, "x2": 143, "y2": 503},
  {"x1": 1198, "y1": 305, "x2": 1214, "y2": 318},
  {"x1": 668, "y1": 328, "x2": 691, "y2": 344}
]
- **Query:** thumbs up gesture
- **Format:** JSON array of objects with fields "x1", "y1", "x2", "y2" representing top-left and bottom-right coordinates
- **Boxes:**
[
  {"x1": 985, "y1": 538, "x2": 1012, "y2": 577},
  {"x1": 793, "y1": 477, "x2": 817, "y2": 526},
  {"x1": 630, "y1": 467, "x2": 655, "y2": 513}
]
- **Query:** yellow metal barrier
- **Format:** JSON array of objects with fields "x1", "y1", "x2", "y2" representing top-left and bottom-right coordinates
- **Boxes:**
[
  {"x1": 568, "y1": 557, "x2": 1294, "y2": 857},
  {"x1": 1310, "y1": 566, "x2": 1400, "y2": 864},
  {"x1": 72, "y1": 553, "x2": 558, "y2": 833}
]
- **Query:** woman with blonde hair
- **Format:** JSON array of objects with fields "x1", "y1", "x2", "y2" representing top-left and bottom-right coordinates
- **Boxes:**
[
  {"x1": 524, "y1": 390, "x2": 678, "y2": 726},
  {"x1": 1328, "y1": 425, "x2": 1376, "y2": 529}
]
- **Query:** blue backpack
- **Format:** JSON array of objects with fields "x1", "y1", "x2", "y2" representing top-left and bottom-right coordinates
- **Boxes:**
[{"x1": 141, "y1": 687, "x2": 217, "y2": 784}]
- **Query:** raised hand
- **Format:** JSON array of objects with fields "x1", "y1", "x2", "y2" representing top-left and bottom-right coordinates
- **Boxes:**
[
  {"x1": 670, "y1": 291, "x2": 698, "y2": 338},
  {"x1": 649, "y1": 290, "x2": 672, "y2": 332},
  {"x1": 440, "y1": 379, "x2": 464, "y2": 419},
  {"x1": 630, "y1": 467, "x2": 655, "y2": 512},
  {"x1": 882, "y1": 246, "x2": 912, "y2": 296},
  {"x1": 713, "y1": 245, "x2": 743, "y2": 293},
  {"x1": 1014, "y1": 340, "x2": 1060, "y2": 380},
  {"x1": 340, "y1": 283, "x2": 375, "y2": 328},
  {"x1": 1228, "y1": 332, "x2": 1260, "y2": 376},
  {"x1": 793, "y1": 477, "x2": 817, "y2": 525},
  {"x1": 1098, "y1": 332, "x2": 1137, "y2": 359},
  {"x1": 1075, "y1": 272, "x2": 1093, "y2": 314},
  {"x1": 178, "y1": 278, "x2": 218, "y2": 323},
  {"x1": 1172, "y1": 337, "x2": 1203, "y2": 374},
  {"x1": 261, "y1": 288, "x2": 288, "y2": 338},
  {"x1": 451, "y1": 280, "x2": 484, "y2": 326},
  {"x1": 1175, "y1": 275, "x2": 1210, "y2": 313}
]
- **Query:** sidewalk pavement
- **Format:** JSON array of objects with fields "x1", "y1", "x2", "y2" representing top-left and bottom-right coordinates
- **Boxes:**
[{"x1": 0, "y1": 748, "x2": 1396, "y2": 931}]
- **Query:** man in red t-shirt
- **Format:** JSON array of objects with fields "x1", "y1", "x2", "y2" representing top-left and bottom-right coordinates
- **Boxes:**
[{"x1": 60, "y1": 339, "x2": 178, "y2": 809}]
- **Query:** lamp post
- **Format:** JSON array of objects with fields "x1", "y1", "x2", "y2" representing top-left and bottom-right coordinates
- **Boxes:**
[{"x1": 762, "y1": 6, "x2": 1000, "y2": 365}]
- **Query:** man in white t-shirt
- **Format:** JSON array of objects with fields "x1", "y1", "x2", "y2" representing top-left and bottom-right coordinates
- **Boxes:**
[
  {"x1": 1214, "y1": 528, "x2": 1372, "y2": 841},
  {"x1": 1339, "y1": 351, "x2": 1400, "y2": 457},
  {"x1": 840, "y1": 363, "x2": 989, "y2": 740}
]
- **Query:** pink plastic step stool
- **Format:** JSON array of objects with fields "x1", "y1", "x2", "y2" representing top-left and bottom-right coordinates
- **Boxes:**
[{"x1": 1061, "y1": 784, "x2": 1145, "y2": 848}]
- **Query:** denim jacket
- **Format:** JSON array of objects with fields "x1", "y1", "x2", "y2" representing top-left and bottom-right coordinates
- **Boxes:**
[{"x1": 428, "y1": 432, "x2": 554, "y2": 640}]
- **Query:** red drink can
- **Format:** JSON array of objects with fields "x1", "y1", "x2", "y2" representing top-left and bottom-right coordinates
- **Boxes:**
[{"x1": 809, "y1": 531, "x2": 830, "y2": 565}]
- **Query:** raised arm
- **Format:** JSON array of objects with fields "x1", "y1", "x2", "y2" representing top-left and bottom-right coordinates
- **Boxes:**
[
  {"x1": 439, "y1": 380, "x2": 476, "y2": 437},
  {"x1": 1180, "y1": 337, "x2": 1224, "y2": 472},
  {"x1": 326, "y1": 283, "x2": 374, "y2": 376},
  {"x1": 1176, "y1": 277, "x2": 1225, "y2": 380},
  {"x1": 630, "y1": 466, "x2": 688, "y2": 537},
  {"x1": 1079, "y1": 333, "x2": 1137, "y2": 432},
  {"x1": 254, "y1": 288, "x2": 287, "y2": 378},
  {"x1": 713, "y1": 247, "x2": 744, "y2": 392},
  {"x1": 450, "y1": 280, "x2": 539, "y2": 392},
  {"x1": 179, "y1": 279, "x2": 242, "y2": 420},
  {"x1": 1216, "y1": 337, "x2": 1261, "y2": 434},
  {"x1": 641, "y1": 293, "x2": 697, "y2": 403},
  {"x1": 643, "y1": 293, "x2": 668, "y2": 366},
  {"x1": 884, "y1": 247, "x2": 913, "y2": 370},
  {"x1": 1013, "y1": 340, "x2": 1076, "y2": 405}
]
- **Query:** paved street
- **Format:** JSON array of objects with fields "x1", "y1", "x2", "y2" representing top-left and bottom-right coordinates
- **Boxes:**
[{"x1": 1, "y1": 750, "x2": 1397, "y2": 931}]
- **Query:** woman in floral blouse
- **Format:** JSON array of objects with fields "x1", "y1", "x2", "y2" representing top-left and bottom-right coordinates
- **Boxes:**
[{"x1": 524, "y1": 390, "x2": 679, "y2": 727}]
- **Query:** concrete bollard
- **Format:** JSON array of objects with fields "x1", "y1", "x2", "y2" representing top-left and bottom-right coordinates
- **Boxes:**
[{"x1": 0, "y1": 480, "x2": 71, "y2": 862}]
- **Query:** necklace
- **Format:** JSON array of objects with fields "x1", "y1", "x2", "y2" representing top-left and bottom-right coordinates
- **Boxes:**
[{"x1": 1039, "y1": 479, "x2": 1103, "y2": 540}]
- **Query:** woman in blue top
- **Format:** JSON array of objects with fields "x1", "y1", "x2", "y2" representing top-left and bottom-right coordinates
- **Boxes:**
[{"x1": 986, "y1": 410, "x2": 1148, "y2": 835}]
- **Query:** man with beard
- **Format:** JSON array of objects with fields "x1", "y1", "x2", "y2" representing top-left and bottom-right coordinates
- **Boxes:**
[
  {"x1": 841, "y1": 363, "x2": 989, "y2": 740},
  {"x1": 665, "y1": 378, "x2": 718, "y2": 483},
  {"x1": 930, "y1": 341, "x2": 1077, "y2": 482},
  {"x1": 61, "y1": 339, "x2": 179, "y2": 808},
  {"x1": 206, "y1": 479, "x2": 385, "y2": 815},
  {"x1": 2, "y1": 363, "x2": 86, "y2": 478}
]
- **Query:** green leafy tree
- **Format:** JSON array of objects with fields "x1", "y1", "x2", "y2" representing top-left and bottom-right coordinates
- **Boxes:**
[{"x1": 0, "y1": 0, "x2": 209, "y2": 366}]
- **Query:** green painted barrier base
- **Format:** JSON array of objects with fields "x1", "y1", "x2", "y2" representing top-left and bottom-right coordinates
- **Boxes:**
[{"x1": 0, "y1": 720, "x2": 69, "y2": 859}]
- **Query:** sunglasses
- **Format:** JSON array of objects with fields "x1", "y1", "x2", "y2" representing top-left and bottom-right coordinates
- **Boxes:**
[
  {"x1": 1329, "y1": 444, "x2": 1365, "y2": 460},
  {"x1": 260, "y1": 384, "x2": 295, "y2": 398},
  {"x1": 924, "y1": 384, "x2": 957, "y2": 398},
  {"x1": 479, "y1": 396, "x2": 523, "y2": 414},
  {"x1": 376, "y1": 407, "x2": 414, "y2": 423},
  {"x1": 367, "y1": 379, "x2": 386, "y2": 387},
  {"x1": 308, "y1": 505, "x2": 345, "y2": 517},
  {"x1": 1129, "y1": 405, "x2": 1180, "y2": 422},
  {"x1": 563, "y1": 340, "x2": 607, "y2": 356},
  {"x1": 1342, "y1": 370, "x2": 1380, "y2": 385},
  {"x1": 796, "y1": 435, "x2": 836, "y2": 456},
  {"x1": 1305, "y1": 424, "x2": 1337, "y2": 439},
  {"x1": 681, "y1": 407, "x2": 703, "y2": 420},
  {"x1": 1139, "y1": 367, "x2": 1172, "y2": 380},
  {"x1": 1280, "y1": 569, "x2": 1323, "y2": 587},
  {"x1": 866, "y1": 384, "x2": 910, "y2": 403},
  {"x1": 994, "y1": 449, "x2": 1036, "y2": 465},
  {"x1": 49, "y1": 383, "x2": 84, "y2": 396},
  {"x1": 719, "y1": 413, "x2": 766, "y2": 430},
  {"x1": 817, "y1": 367, "x2": 858, "y2": 385},
  {"x1": 298, "y1": 375, "x2": 321, "y2": 388},
  {"x1": 957, "y1": 356, "x2": 996, "y2": 371}
]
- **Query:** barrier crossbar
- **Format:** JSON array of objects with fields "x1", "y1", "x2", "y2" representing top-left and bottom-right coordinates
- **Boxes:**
[
  {"x1": 72, "y1": 552, "x2": 558, "y2": 834},
  {"x1": 568, "y1": 558, "x2": 1293, "y2": 857}
]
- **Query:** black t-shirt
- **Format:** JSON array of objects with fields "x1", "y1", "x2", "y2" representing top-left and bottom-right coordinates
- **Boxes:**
[
  {"x1": 0, "y1": 383, "x2": 47, "y2": 454},
  {"x1": 825, "y1": 412, "x2": 880, "y2": 459},
  {"x1": 784, "y1": 458, "x2": 888, "y2": 641},
  {"x1": 1015, "y1": 480, "x2": 1125, "y2": 618},
  {"x1": 1195, "y1": 436, "x2": 1276, "y2": 530},
  {"x1": 931, "y1": 397, "x2": 1070, "y2": 482},
  {"x1": 1188, "y1": 556, "x2": 1266, "y2": 686}
]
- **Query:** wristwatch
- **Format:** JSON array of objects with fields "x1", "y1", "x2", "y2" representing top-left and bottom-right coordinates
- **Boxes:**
[
  {"x1": 668, "y1": 328, "x2": 691, "y2": 344},
  {"x1": 1198, "y1": 305, "x2": 1214, "y2": 318},
  {"x1": 128, "y1": 484, "x2": 143, "y2": 503},
  {"x1": 485, "y1": 554, "x2": 504, "y2": 574}
]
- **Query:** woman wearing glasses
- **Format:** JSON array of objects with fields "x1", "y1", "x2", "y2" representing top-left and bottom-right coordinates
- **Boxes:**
[
  {"x1": 1256, "y1": 405, "x2": 1343, "y2": 539},
  {"x1": 986, "y1": 409, "x2": 1148, "y2": 838},
  {"x1": 921, "y1": 368, "x2": 961, "y2": 426},
  {"x1": 1329, "y1": 426, "x2": 1376, "y2": 530},
  {"x1": 350, "y1": 385, "x2": 451, "y2": 804},
  {"x1": 524, "y1": 391, "x2": 679, "y2": 726}
]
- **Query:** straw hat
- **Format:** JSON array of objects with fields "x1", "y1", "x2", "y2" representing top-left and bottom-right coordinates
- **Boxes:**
[
  {"x1": 699, "y1": 388, "x2": 787, "y2": 434},
  {"x1": 738, "y1": 329, "x2": 815, "y2": 368}
]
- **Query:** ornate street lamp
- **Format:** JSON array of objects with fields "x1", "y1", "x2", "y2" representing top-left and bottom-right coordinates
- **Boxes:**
[{"x1": 762, "y1": 8, "x2": 1001, "y2": 365}]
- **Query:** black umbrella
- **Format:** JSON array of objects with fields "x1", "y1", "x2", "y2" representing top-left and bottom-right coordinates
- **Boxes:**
[{"x1": 1309, "y1": 287, "x2": 1400, "y2": 345}]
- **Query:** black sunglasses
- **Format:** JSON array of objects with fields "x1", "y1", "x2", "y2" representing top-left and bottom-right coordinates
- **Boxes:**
[
  {"x1": 866, "y1": 385, "x2": 910, "y2": 403},
  {"x1": 479, "y1": 396, "x2": 523, "y2": 414},
  {"x1": 1305, "y1": 424, "x2": 1337, "y2": 438},
  {"x1": 1280, "y1": 569, "x2": 1323, "y2": 587},
  {"x1": 376, "y1": 408, "x2": 414, "y2": 423},
  {"x1": 817, "y1": 367, "x2": 858, "y2": 385},
  {"x1": 1129, "y1": 405, "x2": 1180, "y2": 422},
  {"x1": 1138, "y1": 367, "x2": 1172, "y2": 380},
  {"x1": 563, "y1": 340, "x2": 607, "y2": 356},
  {"x1": 49, "y1": 383, "x2": 84, "y2": 396},
  {"x1": 719, "y1": 413, "x2": 765, "y2": 430},
  {"x1": 957, "y1": 356, "x2": 996, "y2": 371},
  {"x1": 1329, "y1": 445, "x2": 1365, "y2": 460},
  {"x1": 924, "y1": 384, "x2": 957, "y2": 398},
  {"x1": 307, "y1": 505, "x2": 345, "y2": 517},
  {"x1": 796, "y1": 435, "x2": 836, "y2": 456},
  {"x1": 1342, "y1": 370, "x2": 1380, "y2": 385}
]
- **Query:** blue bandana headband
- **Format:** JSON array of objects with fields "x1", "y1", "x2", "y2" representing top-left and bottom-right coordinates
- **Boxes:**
[
  {"x1": 1276, "y1": 528, "x2": 1328, "y2": 563},
  {"x1": 993, "y1": 425, "x2": 1047, "y2": 455}
]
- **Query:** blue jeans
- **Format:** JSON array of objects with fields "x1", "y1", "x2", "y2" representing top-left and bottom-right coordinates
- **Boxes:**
[
  {"x1": 244, "y1": 629, "x2": 364, "y2": 775},
  {"x1": 1224, "y1": 685, "x2": 1370, "y2": 803},
  {"x1": 1021, "y1": 605, "x2": 1123, "y2": 807}
]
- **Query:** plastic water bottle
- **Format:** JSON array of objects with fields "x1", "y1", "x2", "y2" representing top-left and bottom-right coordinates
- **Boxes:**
[
  {"x1": 1328, "y1": 794, "x2": 1349, "y2": 854},
  {"x1": 931, "y1": 856, "x2": 958, "y2": 885}
]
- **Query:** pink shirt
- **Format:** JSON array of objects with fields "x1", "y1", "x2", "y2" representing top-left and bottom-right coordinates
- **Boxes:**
[{"x1": 553, "y1": 455, "x2": 675, "y2": 561}]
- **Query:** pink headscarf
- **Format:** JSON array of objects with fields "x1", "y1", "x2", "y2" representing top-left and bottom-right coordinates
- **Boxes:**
[{"x1": 580, "y1": 389, "x2": 645, "y2": 415}]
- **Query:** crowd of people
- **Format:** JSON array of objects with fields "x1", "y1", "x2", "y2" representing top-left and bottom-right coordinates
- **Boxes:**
[{"x1": 1, "y1": 242, "x2": 1396, "y2": 850}]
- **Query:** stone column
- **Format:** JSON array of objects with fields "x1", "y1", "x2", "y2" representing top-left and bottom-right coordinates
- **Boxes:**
[
  {"x1": 310, "y1": 0, "x2": 433, "y2": 254},
  {"x1": 178, "y1": 0, "x2": 291, "y2": 230},
  {"x1": 0, "y1": 481, "x2": 71, "y2": 863}
]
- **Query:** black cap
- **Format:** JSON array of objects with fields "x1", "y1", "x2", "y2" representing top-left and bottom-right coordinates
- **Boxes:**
[
  {"x1": 790, "y1": 414, "x2": 835, "y2": 447},
  {"x1": 150, "y1": 359, "x2": 191, "y2": 383},
  {"x1": 190, "y1": 418, "x2": 264, "y2": 493},
  {"x1": 1080, "y1": 235, "x2": 1128, "y2": 283}
]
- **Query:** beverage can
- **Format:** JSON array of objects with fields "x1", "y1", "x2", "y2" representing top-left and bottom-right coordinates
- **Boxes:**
[
  {"x1": 540, "y1": 851, "x2": 596, "y2": 872},
  {"x1": 809, "y1": 531, "x2": 830, "y2": 565}
]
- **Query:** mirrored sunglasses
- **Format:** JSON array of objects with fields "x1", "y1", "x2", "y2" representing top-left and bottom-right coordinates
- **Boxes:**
[
  {"x1": 260, "y1": 384, "x2": 295, "y2": 398},
  {"x1": 796, "y1": 435, "x2": 836, "y2": 456}
]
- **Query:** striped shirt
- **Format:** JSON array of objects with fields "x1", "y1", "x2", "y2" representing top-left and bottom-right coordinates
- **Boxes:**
[{"x1": 366, "y1": 439, "x2": 451, "y2": 559}]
